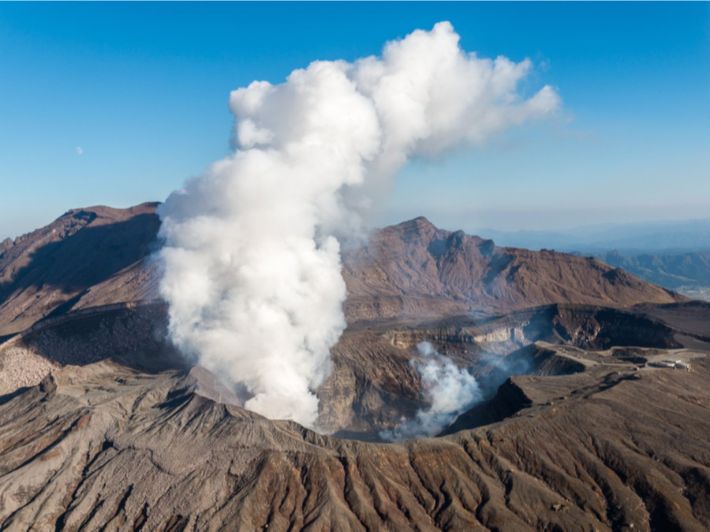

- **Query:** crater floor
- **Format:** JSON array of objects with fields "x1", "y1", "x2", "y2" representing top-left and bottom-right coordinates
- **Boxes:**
[{"x1": 1, "y1": 302, "x2": 709, "y2": 531}]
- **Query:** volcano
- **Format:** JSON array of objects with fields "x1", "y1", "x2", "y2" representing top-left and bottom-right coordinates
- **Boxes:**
[{"x1": 1, "y1": 204, "x2": 708, "y2": 530}]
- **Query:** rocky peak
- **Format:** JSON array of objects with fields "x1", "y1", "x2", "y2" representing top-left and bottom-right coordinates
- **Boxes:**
[{"x1": 389, "y1": 216, "x2": 440, "y2": 242}]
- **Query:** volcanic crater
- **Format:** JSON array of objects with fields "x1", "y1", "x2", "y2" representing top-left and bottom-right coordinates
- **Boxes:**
[{"x1": 1, "y1": 204, "x2": 709, "y2": 530}]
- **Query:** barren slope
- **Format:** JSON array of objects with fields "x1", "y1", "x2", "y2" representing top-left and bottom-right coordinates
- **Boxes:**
[
  {"x1": 0, "y1": 205, "x2": 683, "y2": 336},
  {"x1": 1, "y1": 338, "x2": 709, "y2": 531},
  {"x1": 0, "y1": 203, "x2": 160, "y2": 336},
  {"x1": 343, "y1": 217, "x2": 683, "y2": 323}
]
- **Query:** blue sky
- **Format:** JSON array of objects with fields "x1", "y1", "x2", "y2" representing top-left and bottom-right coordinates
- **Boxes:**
[{"x1": 1, "y1": 2, "x2": 709, "y2": 239}]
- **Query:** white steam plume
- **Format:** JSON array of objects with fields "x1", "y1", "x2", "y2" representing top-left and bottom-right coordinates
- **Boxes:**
[
  {"x1": 381, "y1": 342, "x2": 481, "y2": 440},
  {"x1": 158, "y1": 22, "x2": 559, "y2": 428}
]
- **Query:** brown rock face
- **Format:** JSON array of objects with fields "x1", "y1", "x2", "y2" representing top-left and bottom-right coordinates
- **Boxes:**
[
  {"x1": 342, "y1": 216, "x2": 682, "y2": 323},
  {"x1": 0, "y1": 203, "x2": 706, "y2": 531},
  {"x1": 0, "y1": 205, "x2": 683, "y2": 336}
]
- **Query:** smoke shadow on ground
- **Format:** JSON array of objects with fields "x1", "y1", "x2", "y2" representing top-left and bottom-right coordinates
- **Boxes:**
[{"x1": 0, "y1": 212, "x2": 160, "y2": 313}]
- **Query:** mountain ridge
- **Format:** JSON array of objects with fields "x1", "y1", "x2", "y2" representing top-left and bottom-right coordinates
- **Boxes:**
[{"x1": 0, "y1": 203, "x2": 683, "y2": 336}]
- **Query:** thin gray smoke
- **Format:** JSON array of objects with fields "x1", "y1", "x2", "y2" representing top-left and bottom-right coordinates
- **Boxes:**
[{"x1": 158, "y1": 22, "x2": 559, "y2": 428}]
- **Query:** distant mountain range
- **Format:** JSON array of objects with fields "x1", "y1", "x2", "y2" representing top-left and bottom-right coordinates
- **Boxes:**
[
  {"x1": 477, "y1": 218, "x2": 710, "y2": 253},
  {"x1": 593, "y1": 250, "x2": 710, "y2": 303},
  {"x1": 596, "y1": 250, "x2": 710, "y2": 288}
]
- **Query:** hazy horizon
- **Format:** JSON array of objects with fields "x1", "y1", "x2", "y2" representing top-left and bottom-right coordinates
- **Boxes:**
[{"x1": 5, "y1": 197, "x2": 710, "y2": 256}]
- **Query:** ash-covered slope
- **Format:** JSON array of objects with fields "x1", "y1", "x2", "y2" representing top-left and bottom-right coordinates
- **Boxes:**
[
  {"x1": 1, "y1": 340, "x2": 709, "y2": 531},
  {"x1": 0, "y1": 204, "x2": 683, "y2": 336},
  {"x1": 343, "y1": 217, "x2": 683, "y2": 323}
]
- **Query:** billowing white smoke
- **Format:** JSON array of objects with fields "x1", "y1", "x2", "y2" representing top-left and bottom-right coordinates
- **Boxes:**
[
  {"x1": 381, "y1": 342, "x2": 481, "y2": 440},
  {"x1": 159, "y1": 22, "x2": 559, "y2": 428}
]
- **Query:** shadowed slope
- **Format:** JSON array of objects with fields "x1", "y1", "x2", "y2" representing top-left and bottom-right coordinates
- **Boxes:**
[{"x1": 0, "y1": 203, "x2": 161, "y2": 335}]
